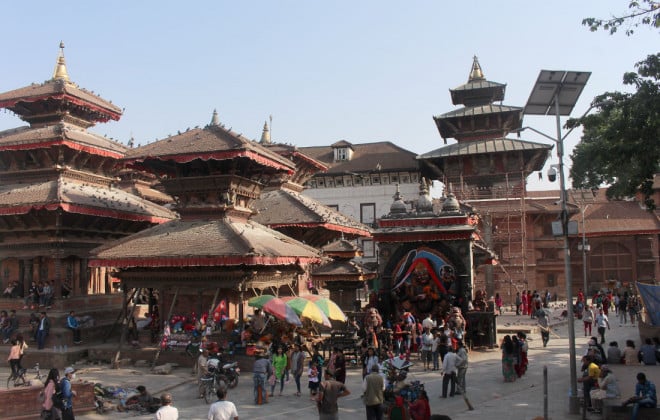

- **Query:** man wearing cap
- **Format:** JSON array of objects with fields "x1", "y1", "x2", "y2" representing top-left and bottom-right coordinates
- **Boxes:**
[
  {"x1": 154, "y1": 393, "x2": 178, "y2": 420},
  {"x1": 252, "y1": 349, "x2": 272, "y2": 404},
  {"x1": 61, "y1": 367, "x2": 77, "y2": 420}
]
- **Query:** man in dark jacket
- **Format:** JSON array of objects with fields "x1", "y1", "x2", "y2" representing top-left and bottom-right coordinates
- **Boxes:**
[{"x1": 36, "y1": 312, "x2": 50, "y2": 350}]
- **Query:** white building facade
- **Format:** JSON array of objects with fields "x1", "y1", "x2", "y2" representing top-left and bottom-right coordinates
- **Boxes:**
[{"x1": 300, "y1": 140, "x2": 422, "y2": 263}]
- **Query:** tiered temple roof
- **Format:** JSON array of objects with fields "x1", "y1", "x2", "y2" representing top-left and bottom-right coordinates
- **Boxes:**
[
  {"x1": 0, "y1": 44, "x2": 175, "y2": 263},
  {"x1": 91, "y1": 112, "x2": 322, "y2": 288},
  {"x1": 420, "y1": 57, "x2": 551, "y2": 197}
]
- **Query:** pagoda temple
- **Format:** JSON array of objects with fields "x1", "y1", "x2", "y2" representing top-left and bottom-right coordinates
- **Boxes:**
[
  {"x1": 254, "y1": 121, "x2": 372, "y2": 248},
  {"x1": 0, "y1": 43, "x2": 175, "y2": 298},
  {"x1": 418, "y1": 57, "x2": 552, "y2": 295},
  {"x1": 89, "y1": 113, "x2": 323, "y2": 327},
  {"x1": 420, "y1": 56, "x2": 551, "y2": 197},
  {"x1": 310, "y1": 238, "x2": 376, "y2": 311}
]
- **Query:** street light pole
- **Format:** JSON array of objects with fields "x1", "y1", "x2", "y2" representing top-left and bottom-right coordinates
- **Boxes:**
[
  {"x1": 554, "y1": 96, "x2": 579, "y2": 412},
  {"x1": 523, "y1": 70, "x2": 591, "y2": 415},
  {"x1": 581, "y1": 204, "x2": 591, "y2": 297}
]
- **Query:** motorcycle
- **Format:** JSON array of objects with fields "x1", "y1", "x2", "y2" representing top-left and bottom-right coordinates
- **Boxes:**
[
  {"x1": 203, "y1": 358, "x2": 240, "y2": 404},
  {"x1": 217, "y1": 361, "x2": 240, "y2": 389}
]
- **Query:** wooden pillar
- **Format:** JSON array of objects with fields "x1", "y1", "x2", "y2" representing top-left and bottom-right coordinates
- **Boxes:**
[
  {"x1": 153, "y1": 288, "x2": 179, "y2": 367},
  {"x1": 53, "y1": 255, "x2": 62, "y2": 299},
  {"x1": 197, "y1": 290, "x2": 203, "y2": 321},
  {"x1": 25, "y1": 259, "x2": 34, "y2": 284},
  {"x1": 79, "y1": 258, "x2": 88, "y2": 296}
]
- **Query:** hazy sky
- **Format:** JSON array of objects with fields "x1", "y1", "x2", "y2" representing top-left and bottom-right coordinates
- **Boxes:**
[{"x1": 1, "y1": 1, "x2": 657, "y2": 192}]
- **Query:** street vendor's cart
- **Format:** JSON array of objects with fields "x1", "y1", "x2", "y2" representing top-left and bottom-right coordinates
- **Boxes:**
[{"x1": 381, "y1": 357, "x2": 424, "y2": 419}]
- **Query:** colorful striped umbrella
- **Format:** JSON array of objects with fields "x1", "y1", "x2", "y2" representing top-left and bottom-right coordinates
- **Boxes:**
[
  {"x1": 248, "y1": 295, "x2": 302, "y2": 326},
  {"x1": 261, "y1": 297, "x2": 302, "y2": 326},
  {"x1": 301, "y1": 295, "x2": 347, "y2": 321},
  {"x1": 247, "y1": 294, "x2": 277, "y2": 309},
  {"x1": 281, "y1": 296, "x2": 332, "y2": 327}
]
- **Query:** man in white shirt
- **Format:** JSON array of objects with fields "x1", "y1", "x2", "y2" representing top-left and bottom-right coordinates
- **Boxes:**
[
  {"x1": 207, "y1": 387, "x2": 239, "y2": 420},
  {"x1": 154, "y1": 393, "x2": 178, "y2": 420},
  {"x1": 594, "y1": 308, "x2": 610, "y2": 344},
  {"x1": 431, "y1": 332, "x2": 441, "y2": 371},
  {"x1": 421, "y1": 329, "x2": 434, "y2": 371},
  {"x1": 422, "y1": 314, "x2": 436, "y2": 331},
  {"x1": 441, "y1": 347, "x2": 458, "y2": 398}
]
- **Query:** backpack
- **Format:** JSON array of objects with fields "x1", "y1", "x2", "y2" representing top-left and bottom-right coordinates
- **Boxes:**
[
  {"x1": 52, "y1": 382, "x2": 65, "y2": 410},
  {"x1": 52, "y1": 390, "x2": 64, "y2": 410}
]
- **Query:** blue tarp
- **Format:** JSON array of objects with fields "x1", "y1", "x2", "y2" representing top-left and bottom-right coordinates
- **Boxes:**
[{"x1": 636, "y1": 282, "x2": 660, "y2": 326}]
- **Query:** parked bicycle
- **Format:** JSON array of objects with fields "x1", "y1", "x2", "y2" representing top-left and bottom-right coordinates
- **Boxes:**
[{"x1": 7, "y1": 362, "x2": 42, "y2": 388}]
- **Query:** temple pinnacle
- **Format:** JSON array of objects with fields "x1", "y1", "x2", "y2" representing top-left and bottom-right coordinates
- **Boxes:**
[
  {"x1": 260, "y1": 120, "x2": 271, "y2": 144},
  {"x1": 52, "y1": 41, "x2": 70, "y2": 82},
  {"x1": 468, "y1": 55, "x2": 485, "y2": 82},
  {"x1": 210, "y1": 109, "x2": 219, "y2": 126}
]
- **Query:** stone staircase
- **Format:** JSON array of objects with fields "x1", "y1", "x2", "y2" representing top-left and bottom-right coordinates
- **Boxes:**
[{"x1": 0, "y1": 294, "x2": 124, "y2": 351}]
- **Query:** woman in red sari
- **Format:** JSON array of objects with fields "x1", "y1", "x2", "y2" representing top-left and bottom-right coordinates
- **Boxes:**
[
  {"x1": 521, "y1": 290, "x2": 528, "y2": 316},
  {"x1": 516, "y1": 331, "x2": 529, "y2": 377},
  {"x1": 408, "y1": 390, "x2": 431, "y2": 420}
]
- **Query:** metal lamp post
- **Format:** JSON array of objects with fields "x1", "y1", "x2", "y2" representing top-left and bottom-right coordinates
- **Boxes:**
[
  {"x1": 580, "y1": 204, "x2": 591, "y2": 297},
  {"x1": 523, "y1": 69, "x2": 591, "y2": 414}
]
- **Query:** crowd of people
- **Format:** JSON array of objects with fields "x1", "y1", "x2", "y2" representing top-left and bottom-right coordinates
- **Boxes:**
[
  {"x1": 575, "y1": 296, "x2": 659, "y2": 416},
  {"x1": 514, "y1": 289, "x2": 554, "y2": 316},
  {"x1": 1, "y1": 279, "x2": 74, "y2": 308},
  {"x1": 574, "y1": 289, "x2": 642, "y2": 325},
  {"x1": 500, "y1": 331, "x2": 529, "y2": 382}
]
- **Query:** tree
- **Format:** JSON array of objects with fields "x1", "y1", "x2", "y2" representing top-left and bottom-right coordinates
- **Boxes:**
[
  {"x1": 568, "y1": 54, "x2": 660, "y2": 210},
  {"x1": 582, "y1": 0, "x2": 660, "y2": 35}
]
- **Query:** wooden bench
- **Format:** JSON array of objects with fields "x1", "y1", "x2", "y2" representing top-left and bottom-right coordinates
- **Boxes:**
[
  {"x1": 597, "y1": 364, "x2": 660, "y2": 419},
  {"x1": 602, "y1": 399, "x2": 659, "y2": 420}
]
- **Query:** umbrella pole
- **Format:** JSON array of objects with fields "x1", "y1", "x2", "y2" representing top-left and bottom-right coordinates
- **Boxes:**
[
  {"x1": 208, "y1": 288, "x2": 220, "y2": 330},
  {"x1": 113, "y1": 288, "x2": 141, "y2": 369},
  {"x1": 152, "y1": 287, "x2": 179, "y2": 367}
]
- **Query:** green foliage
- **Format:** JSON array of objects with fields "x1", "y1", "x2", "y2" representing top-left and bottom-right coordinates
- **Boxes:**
[
  {"x1": 568, "y1": 54, "x2": 660, "y2": 210},
  {"x1": 582, "y1": 0, "x2": 660, "y2": 35}
]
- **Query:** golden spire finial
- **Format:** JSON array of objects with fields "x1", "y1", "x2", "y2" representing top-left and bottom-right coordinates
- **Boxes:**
[
  {"x1": 468, "y1": 55, "x2": 485, "y2": 82},
  {"x1": 260, "y1": 120, "x2": 271, "y2": 144},
  {"x1": 52, "y1": 41, "x2": 70, "y2": 82},
  {"x1": 210, "y1": 109, "x2": 220, "y2": 126}
]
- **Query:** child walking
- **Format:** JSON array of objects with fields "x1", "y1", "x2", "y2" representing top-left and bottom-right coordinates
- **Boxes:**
[{"x1": 308, "y1": 361, "x2": 319, "y2": 399}]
